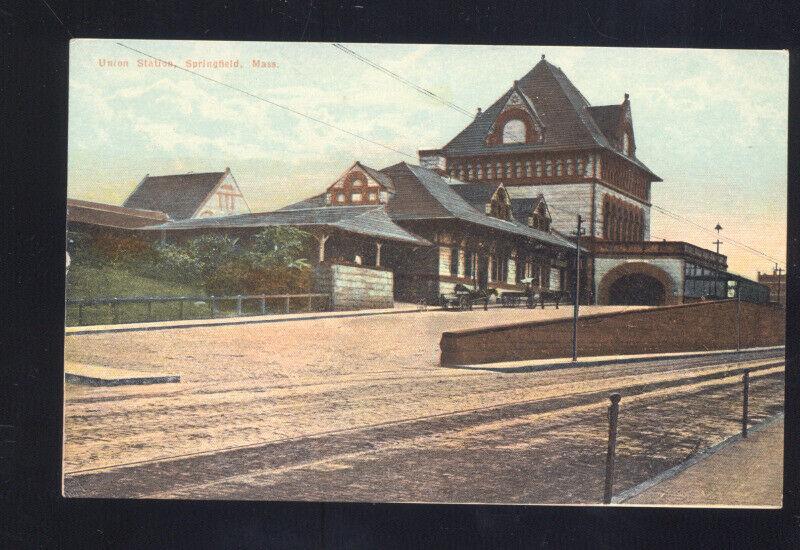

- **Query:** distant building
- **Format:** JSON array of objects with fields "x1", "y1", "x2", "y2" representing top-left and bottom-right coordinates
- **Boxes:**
[
  {"x1": 758, "y1": 270, "x2": 786, "y2": 307},
  {"x1": 123, "y1": 167, "x2": 250, "y2": 220}
]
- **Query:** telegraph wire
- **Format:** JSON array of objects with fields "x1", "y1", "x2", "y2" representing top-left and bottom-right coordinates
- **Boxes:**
[
  {"x1": 115, "y1": 42, "x2": 418, "y2": 160},
  {"x1": 651, "y1": 204, "x2": 785, "y2": 267},
  {"x1": 114, "y1": 42, "x2": 783, "y2": 269},
  {"x1": 542, "y1": 199, "x2": 784, "y2": 269},
  {"x1": 332, "y1": 43, "x2": 475, "y2": 118},
  {"x1": 324, "y1": 49, "x2": 784, "y2": 267}
]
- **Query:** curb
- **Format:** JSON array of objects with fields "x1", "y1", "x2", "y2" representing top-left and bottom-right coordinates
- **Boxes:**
[
  {"x1": 612, "y1": 412, "x2": 785, "y2": 504},
  {"x1": 65, "y1": 372, "x2": 180, "y2": 386},
  {"x1": 446, "y1": 346, "x2": 785, "y2": 373}
]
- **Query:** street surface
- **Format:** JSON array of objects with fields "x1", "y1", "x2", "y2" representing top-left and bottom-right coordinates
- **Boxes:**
[{"x1": 63, "y1": 306, "x2": 784, "y2": 503}]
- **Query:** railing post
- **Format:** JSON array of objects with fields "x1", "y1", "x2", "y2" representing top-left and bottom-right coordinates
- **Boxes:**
[
  {"x1": 78, "y1": 303, "x2": 84, "y2": 326},
  {"x1": 735, "y1": 289, "x2": 741, "y2": 352},
  {"x1": 111, "y1": 299, "x2": 119, "y2": 324},
  {"x1": 178, "y1": 299, "x2": 184, "y2": 320},
  {"x1": 285, "y1": 296, "x2": 290, "y2": 314},
  {"x1": 236, "y1": 295, "x2": 243, "y2": 316},
  {"x1": 260, "y1": 295, "x2": 266, "y2": 315},
  {"x1": 603, "y1": 392, "x2": 622, "y2": 504},
  {"x1": 147, "y1": 300, "x2": 153, "y2": 322},
  {"x1": 210, "y1": 296, "x2": 217, "y2": 318},
  {"x1": 742, "y1": 369, "x2": 750, "y2": 438},
  {"x1": 308, "y1": 294, "x2": 313, "y2": 312}
]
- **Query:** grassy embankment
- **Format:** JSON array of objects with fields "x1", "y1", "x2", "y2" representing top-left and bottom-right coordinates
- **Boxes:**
[
  {"x1": 65, "y1": 263, "x2": 209, "y2": 326},
  {"x1": 65, "y1": 264, "x2": 323, "y2": 326}
]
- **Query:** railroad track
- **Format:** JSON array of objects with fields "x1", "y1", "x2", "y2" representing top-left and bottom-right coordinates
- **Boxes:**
[{"x1": 63, "y1": 355, "x2": 785, "y2": 498}]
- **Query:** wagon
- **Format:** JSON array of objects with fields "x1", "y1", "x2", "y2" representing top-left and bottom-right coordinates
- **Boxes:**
[
  {"x1": 498, "y1": 279, "x2": 571, "y2": 309},
  {"x1": 439, "y1": 284, "x2": 497, "y2": 311}
]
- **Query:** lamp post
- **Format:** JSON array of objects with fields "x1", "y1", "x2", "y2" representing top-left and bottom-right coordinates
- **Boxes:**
[
  {"x1": 713, "y1": 223, "x2": 723, "y2": 299},
  {"x1": 571, "y1": 215, "x2": 585, "y2": 362}
]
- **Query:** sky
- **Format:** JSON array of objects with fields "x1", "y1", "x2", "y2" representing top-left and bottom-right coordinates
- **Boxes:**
[{"x1": 68, "y1": 40, "x2": 788, "y2": 279}]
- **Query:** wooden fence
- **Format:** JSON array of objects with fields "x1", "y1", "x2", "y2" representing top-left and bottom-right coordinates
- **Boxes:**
[{"x1": 65, "y1": 293, "x2": 330, "y2": 326}]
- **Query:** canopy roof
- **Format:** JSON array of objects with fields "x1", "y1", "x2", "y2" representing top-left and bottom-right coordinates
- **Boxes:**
[{"x1": 141, "y1": 204, "x2": 431, "y2": 246}]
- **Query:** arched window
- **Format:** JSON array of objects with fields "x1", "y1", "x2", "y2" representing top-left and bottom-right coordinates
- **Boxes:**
[{"x1": 502, "y1": 119, "x2": 526, "y2": 144}]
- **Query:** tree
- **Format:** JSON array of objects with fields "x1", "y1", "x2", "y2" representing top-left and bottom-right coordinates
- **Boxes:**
[{"x1": 247, "y1": 227, "x2": 310, "y2": 270}]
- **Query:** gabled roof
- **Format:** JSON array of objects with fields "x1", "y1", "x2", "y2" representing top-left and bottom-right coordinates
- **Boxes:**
[
  {"x1": 123, "y1": 171, "x2": 228, "y2": 220},
  {"x1": 449, "y1": 182, "x2": 501, "y2": 207},
  {"x1": 67, "y1": 198, "x2": 170, "y2": 229},
  {"x1": 142, "y1": 205, "x2": 430, "y2": 246},
  {"x1": 380, "y1": 163, "x2": 578, "y2": 250},
  {"x1": 356, "y1": 162, "x2": 395, "y2": 192},
  {"x1": 586, "y1": 104, "x2": 624, "y2": 142},
  {"x1": 327, "y1": 161, "x2": 396, "y2": 193},
  {"x1": 510, "y1": 195, "x2": 548, "y2": 225},
  {"x1": 278, "y1": 192, "x2": 327, "y2": 210},
  {"x1": 436, "y1": 58, "x2": 660, "y2": 181}
]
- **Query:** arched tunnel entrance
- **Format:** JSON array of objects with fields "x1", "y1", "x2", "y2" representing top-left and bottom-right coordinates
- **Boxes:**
[
  {"x1": 608, "y1": 273, "x2": 666, "y2": 305},
  {"x1": 597, "y1": 261, "x2": 676, "y2": 306}
]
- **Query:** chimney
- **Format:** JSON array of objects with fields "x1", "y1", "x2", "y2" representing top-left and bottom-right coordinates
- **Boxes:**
[
  {"x1": 623, "y1": 93, "x2": 630, "y2": 103},
  {"x1": 475, "y1": 107, "x2": 482, "y2": 119},
  {"x1": 541, "y1": 54, "x2": 545, "y2": 60}
]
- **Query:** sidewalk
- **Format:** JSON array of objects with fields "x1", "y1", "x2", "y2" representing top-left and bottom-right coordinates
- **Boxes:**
[
  {"x1": 65, "y1": 302, "x2": 427, "y2": 335},
  {"x1": 623, "y1": 416, "x2": 783, "y2": 507},
  {"x1": 450, "y1": 346, "x2": 784, "y2": 373}
]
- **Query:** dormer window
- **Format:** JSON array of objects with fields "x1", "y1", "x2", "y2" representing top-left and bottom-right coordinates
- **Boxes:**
[
  {"x1": 502, "y1": 119, "x2": 527, "y2": 144},
  {"x1": 527, "y1": 196, "x2": 551, "y2": 232},
  {"x1": 488, "y1": 186, "x2": 512, "y2": 221}
]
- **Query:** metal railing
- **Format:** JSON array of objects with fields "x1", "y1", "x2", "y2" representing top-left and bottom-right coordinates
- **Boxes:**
[{"x1": 65, "y1": 293, "x2": 330, "y2": 326}]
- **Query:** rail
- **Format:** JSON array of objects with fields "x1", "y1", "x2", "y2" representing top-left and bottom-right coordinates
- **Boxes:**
[{"x1": 65, "y1": 293, "x2": 330, "y2": 326}]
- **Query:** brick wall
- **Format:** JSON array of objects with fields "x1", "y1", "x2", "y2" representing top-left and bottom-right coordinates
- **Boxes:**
[
  {"x1": 314, "y1": 262, "x2": 394, "y2": 311},
  {"x1": 440, "y1": 300, "x2": 785, "y2": 365}
]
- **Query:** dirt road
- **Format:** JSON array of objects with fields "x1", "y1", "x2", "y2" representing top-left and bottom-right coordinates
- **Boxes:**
[{"x1": 62, "y1": 306, "x2": 784, "y2": 503}]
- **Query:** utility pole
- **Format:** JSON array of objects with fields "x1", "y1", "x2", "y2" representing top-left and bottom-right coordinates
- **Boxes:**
[
  {"x1": 774, "y1": 263, "x2": 784, "y2": 307},
  {"x1": 713, "y1": 223, "x2": 723, "y2": 299},
  {"x1": 572, "y1": 215, "x2": 585, "y2": 362}
]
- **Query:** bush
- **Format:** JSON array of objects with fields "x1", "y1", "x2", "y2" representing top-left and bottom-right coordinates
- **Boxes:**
[
  {"x1": 242, "y1": 264, "x2": 312, "y2": 295},
  {"x1": 92, "y1": 233, "x2": 158, "y2": 265},
  {"x1": 148, "y1": 242, "x2": 201, "y2": 284},
  {"x1": 248, "y1": 227, "x2": 311, "y2": 269}
]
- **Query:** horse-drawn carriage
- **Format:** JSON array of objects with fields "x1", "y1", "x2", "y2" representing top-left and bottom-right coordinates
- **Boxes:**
[
  {"x1": 498, "y1": 278, "x2": 570, "y2": 309},
  {"x1": 439, "y1": 284, "x2": 497, "y2": 311}
]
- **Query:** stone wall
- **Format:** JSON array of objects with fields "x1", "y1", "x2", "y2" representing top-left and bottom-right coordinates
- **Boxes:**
[
  {"x1": 314, "y1": 262, "x2": 394, "y2": 311},
  {"x1": 440, "y1": 300, "x2": 785, "y2": 365}
]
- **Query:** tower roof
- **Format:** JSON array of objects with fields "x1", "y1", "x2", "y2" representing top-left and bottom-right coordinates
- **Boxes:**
[{"x1": 436, "y1": 58, "x2": 661, "y2": 181}]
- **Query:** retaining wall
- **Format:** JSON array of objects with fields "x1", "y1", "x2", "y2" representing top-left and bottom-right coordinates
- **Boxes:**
[
  {"x1": 314, "y1": 262, "x2": 393, "y2": 311},
  {"x1": 440, "y1": 300, "x2": 785, "y2": 365}
]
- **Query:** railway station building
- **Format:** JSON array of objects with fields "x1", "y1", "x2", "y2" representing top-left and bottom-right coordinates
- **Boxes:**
[{"x1": 68, "y1": 56, "x2": 768, "y2": 309}]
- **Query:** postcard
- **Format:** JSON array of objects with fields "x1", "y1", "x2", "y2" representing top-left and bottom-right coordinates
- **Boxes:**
[{"x1": 63, "y1": 40, "x2": 787, "y2": 506}]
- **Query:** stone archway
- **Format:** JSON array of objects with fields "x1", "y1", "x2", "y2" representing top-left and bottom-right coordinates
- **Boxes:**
[{"x1": 597, "y1": 262, "x2": 677, "y2": 306}]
